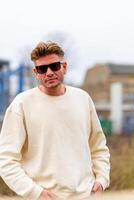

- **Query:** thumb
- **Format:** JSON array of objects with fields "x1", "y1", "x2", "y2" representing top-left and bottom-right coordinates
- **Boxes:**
[{"x1": 91, "y1": 182, "x2": 99, "y2": 192}]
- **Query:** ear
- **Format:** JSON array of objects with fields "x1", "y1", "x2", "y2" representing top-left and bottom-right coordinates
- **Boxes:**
[
  {"x1": 32, "y1": 67, "x2": 38, "y2": 75},
  {"x1": 32, "y1": 67, "x2": 39, "y2": 79},
  {"x1": 63, "y1": 62, "x2": 67, "y2": 74}
]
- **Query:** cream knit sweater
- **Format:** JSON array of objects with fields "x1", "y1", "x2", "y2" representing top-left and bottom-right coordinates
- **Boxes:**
[{"x1": 0, "y1": 86, "x2": 110, "y2": 200}]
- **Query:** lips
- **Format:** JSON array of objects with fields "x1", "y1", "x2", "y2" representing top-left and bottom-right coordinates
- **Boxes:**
[{"x1": 46, "y1": 78, "x2": 57, "y2": 82}]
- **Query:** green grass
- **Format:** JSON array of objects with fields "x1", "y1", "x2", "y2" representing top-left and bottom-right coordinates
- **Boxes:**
[{"x1": 107, "y1": 134, "x2": 134, "y2": 190}]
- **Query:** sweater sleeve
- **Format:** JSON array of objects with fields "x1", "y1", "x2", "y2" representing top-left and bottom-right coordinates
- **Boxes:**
[
  {"x1": 88, "y1": 97, "x2": 110, "y2": 190},
  {"x1": 0, "y1": 107, "x2": 43, "y2": 199}
]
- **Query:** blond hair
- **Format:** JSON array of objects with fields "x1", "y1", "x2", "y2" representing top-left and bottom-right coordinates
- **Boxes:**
[{"x1": 31, "y1": 41, "x2": 64, "y2": 61}]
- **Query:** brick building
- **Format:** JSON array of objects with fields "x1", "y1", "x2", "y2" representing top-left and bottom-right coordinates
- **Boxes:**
[{"x1": 82, "y1": 63, "x2": 134, "y2": 134}]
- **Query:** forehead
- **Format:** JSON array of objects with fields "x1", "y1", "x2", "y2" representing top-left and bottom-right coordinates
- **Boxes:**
[{"x1": 35, "y1": 54, "x2": 62, "y2": 66}]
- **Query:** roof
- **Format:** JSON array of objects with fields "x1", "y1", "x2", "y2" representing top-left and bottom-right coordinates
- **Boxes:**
[
  {"x1": 107, "y1": 63, "x2": 134, "y2": 74},
  {"x1": 0, "y1": 60, "x2": 9, "y2": 70},
  {"x1": 0, "y1": 60, "x2": 9, "y2": 66}
]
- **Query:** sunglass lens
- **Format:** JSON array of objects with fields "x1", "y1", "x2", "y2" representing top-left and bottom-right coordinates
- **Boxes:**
[
  {"x1": 50, "y1": 62, "x2": 61, "y2": 71},
  {"x1": 36, "y1": 65, "x2": 47, "y2": 74}
]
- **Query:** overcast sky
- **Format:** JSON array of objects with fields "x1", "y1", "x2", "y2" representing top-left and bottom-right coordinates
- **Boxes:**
[{"x1": 0, "y1": 0, "x2": 134, "y2": 85}]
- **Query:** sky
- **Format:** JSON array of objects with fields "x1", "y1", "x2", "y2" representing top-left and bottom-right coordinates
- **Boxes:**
[{"x1": 0, "y1": 0, "x2": 134, "y2": 85}]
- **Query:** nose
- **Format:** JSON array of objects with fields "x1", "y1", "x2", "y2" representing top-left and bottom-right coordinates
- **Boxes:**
[{"x1": 46, "y1": 67, "x2": 54, "y2": 76}]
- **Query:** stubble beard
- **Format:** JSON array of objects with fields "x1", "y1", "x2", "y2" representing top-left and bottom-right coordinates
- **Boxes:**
[{"x1": 39, "y1": 78, "x2": 64, "y2": 89}]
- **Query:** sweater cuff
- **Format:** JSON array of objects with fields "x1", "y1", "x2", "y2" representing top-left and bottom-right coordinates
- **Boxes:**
[
  {"x1": 95, "y1": 177, "x2": 109, "y2": 190},
  {"x1": 25, "y1": 184, "x2": 43, "y2": 200}
]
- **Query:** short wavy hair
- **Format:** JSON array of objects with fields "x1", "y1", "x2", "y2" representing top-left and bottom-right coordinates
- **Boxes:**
[{"x1": 31, "y1": 41, "x2": 64, "y2": 61}]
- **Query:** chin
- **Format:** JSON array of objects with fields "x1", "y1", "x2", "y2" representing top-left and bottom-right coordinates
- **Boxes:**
[{"x1": 46, "y1": 83, "x2": 60, "y2": 88}]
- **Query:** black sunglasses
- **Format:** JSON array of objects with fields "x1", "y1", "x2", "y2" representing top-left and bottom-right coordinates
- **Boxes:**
[{"x1": 35, "y1": 61, "x2": 64, "y2": 74}]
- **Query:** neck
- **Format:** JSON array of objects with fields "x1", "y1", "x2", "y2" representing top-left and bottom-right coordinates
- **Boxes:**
[{"x1": 39, "y1": 84, "x2": 66, "y2": 96}]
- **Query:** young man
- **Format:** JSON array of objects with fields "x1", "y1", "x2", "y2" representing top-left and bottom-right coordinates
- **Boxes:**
[{"x1": 0, "y1": 41, "x2": 110, "y2": 200}]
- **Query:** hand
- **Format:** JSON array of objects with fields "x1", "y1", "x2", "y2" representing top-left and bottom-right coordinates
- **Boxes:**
[
  {"x1": 40, "y1": 189, "x2": 58, "y2": 199},
  {"x1": 91, "y1": 182, "x2": 103, "y2": 194}
]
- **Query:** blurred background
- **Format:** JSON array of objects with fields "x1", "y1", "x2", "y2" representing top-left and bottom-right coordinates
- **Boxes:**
[{"x1": 0, "y1": 0, "x2": 134, "y2": 197}]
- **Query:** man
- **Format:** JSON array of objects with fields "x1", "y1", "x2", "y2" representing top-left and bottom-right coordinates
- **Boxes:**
[{"x1": 0, "y1": 41, "x2": 110, "y2": 200}]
